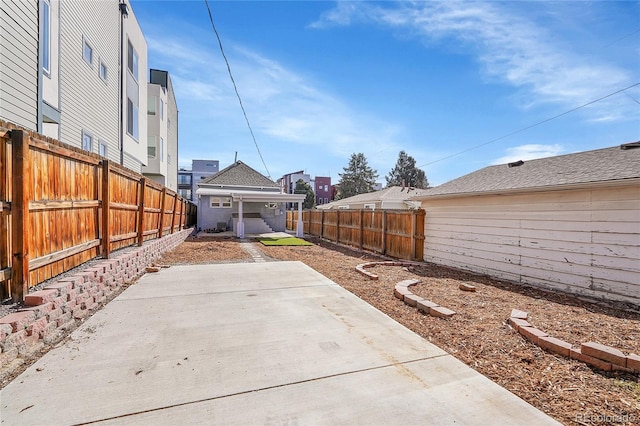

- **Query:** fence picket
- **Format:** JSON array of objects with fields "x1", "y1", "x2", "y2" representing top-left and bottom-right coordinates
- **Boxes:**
[{"x1": 0, "y1": 121, "x2": 196, "y2": 301}]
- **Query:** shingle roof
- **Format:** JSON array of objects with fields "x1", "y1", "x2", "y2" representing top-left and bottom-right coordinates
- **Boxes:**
[
  {"x1": 414, "y1": 144, "x2": 640, "y2": 198},
  {"x1": 200, "y1": 161, "x2": 279, "y2": 188}
]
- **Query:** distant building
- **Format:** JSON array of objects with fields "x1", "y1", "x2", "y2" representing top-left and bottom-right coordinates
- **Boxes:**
[
  {"x1": 313, "y1": 176, "x2": 332, "y2": 205},
  {"x1": 178, "y1": 160, "x2": 219, "y2": 201},
  {"x1": 143, "y1": 69, "x2": 178, "y2": 191},
  {"x1": 278, "y1": 170, "x2": 311, "y2": 209}
]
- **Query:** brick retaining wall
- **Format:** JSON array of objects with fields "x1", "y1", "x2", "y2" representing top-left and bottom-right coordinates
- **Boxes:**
[{"x1": 0, "y1": 228, "x2": 193, "y2": 372}]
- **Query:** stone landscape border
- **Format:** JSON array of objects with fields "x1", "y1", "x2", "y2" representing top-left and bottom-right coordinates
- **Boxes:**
[
  {"x1": 356, "y1": 261, "x2": 457, "y2": 318},
  {"x1": 508, "y1": 309, "x2": 640, "y2": 374},
  {"x1": 355, "y1": 261, "x2": 424, "y2": 280},
  {"x1": 0, "y1": 228, "x2": 193, "y2": 374},
  {"x1": 393, "y1": 279, "x2": 456, "y2": 318}
]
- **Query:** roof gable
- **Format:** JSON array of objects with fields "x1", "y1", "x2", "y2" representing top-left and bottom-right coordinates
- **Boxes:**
[
  {"x1": 200, "y1": 161, "x2": 279, "y2": 188},
  {"x1": 416, "y1": 144, "x2": 640, "y2": 198}
]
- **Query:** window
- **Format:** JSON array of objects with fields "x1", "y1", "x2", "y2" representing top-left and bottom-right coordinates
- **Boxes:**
[
  {"x1": 178, "y1": 175, "x2": 191, "y2": 185},
  {"x1": 159, "y1": 100, "x2": 164, "y2": 120},
  {"x1": 159, "y1": 137, "x2": 164, "y2": 162},
  {"x1": 178, "y1": 189, "x2": 192, "y2": 200},
  {"x1": 324, "y1": 185, "x2": 328, "y2": 192},
  {"x1": 127, "y1": 40, "x2": 138, "y2": 81},
  {"x1": 147, "y1": 136, "x2": 156, "y2": 157},
  {"x1": 82, "y1": 130, "x2": 93, "y2": 152},
  {"x1": 364, "y1": 204, "x2": 375, "y2": 210},
  {"x1": 42, "y1": 0, "x2": 50, "y2": 74},
  {"x1": 324, "y1": 198, "x2": 328, "y2": 204},
  {"x1": 82, "y1": 38, "x2": 93, "y2": 66},
  {"x1": 99, "y1": 140, "x2": 107, "y2": 156},
  {"x1": 147, "y1": 96, "x2": 156, "y2": 115},
  {"x1": 99, "y1": 61, "x2": 108, "y2": 81},
  {"x1": 127, "y1": 98, "x2": 138, "y2": 140},
  {"x1": 211, "y1": 197, "x2": 232, "y2": 208}
]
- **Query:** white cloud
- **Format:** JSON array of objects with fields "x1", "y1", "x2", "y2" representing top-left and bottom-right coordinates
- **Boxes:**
[
  {"x1": 145, "y1": 32, "x2": 404, "y2": 178},
  {"x1": 310, "y1": 1, "x2": 636, "y2": 122},
  {"x1": 491, "y1": 144, "x2": 564, "y2": 165}
]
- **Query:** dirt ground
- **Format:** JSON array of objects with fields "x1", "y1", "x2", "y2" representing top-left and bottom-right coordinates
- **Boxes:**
[{"x1": 158, "y1": 235, "x2": 640, "y2": 426}]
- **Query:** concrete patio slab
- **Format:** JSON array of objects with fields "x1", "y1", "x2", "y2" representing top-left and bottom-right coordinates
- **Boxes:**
[{"x1": 0, "y1": 262, "x2": 560, "y2": 425}]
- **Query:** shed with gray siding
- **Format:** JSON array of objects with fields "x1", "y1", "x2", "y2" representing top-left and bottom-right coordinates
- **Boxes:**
[{"x1": 412, "y1": 144, "x2": 640, "y2": 307}]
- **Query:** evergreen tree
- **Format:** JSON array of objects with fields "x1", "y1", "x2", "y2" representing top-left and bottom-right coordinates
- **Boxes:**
[
  {"x1": 337, "y1": 153, "x2": 379, "y2": 199},
  {"x1": 294, "y1": 179, "x2": 315, "y2": 209},
  {"x1": 385, "y1": 150, "x2": 429, "y2": 189}
]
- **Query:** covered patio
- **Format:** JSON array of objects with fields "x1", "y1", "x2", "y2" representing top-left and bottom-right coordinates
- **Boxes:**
[{"x1": 196, "y1": 188, "x2": 306, "y2": 238}]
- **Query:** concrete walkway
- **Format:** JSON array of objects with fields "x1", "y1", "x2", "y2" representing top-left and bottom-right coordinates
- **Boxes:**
[{"x1": 0, "y1": 262, "x2": 560, "y2": 425}]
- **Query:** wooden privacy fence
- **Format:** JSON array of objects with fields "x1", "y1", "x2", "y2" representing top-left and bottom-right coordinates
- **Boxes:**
[
  {"x1": 286, "y1": 209, "x2": 425, "y2": 261},
  {"x1": 0, "y1": 122, "x2": 196, "y2": 301}
]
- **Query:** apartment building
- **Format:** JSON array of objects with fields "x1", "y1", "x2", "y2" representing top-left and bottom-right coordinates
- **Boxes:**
[
  {"x1": 0, "y1": 0, "x2": 148, "y2": 172},
  {"x1": 143, "y1": 69, "x2": 178, "y2": 191},
  {"x1": 178, "y1": 160, "x2": 219, "y2": 201},
  {"x1": 313, "y1": 176, "x2": 332, "y2": 205}
]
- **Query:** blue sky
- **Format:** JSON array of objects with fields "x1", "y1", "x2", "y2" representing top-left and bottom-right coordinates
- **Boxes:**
[{"x1": 131, "y1": 0, "x2": 640, "y2": 187}]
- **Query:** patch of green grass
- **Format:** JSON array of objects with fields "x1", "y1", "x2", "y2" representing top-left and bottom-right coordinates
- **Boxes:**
[{"x1": 257, "y1": 237, "x2": 313, "y2": 246}]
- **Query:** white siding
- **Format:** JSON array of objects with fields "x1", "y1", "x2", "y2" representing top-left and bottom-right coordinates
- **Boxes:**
[
  {"x1": 58, "y1": 0, "x2": 119, "y2": 157},
  {"x1": 0, "y1": 0, "x2": 38, "y2": 129},
  {"x1": 121, "y1": 5, "x2": 147, "y2": 172},
  {"x1": 165, "y1": 77, "x2": 178, "y2": 191},
  {"x1": 421, "y1": 185, "x2": 640, "y2": 306}
]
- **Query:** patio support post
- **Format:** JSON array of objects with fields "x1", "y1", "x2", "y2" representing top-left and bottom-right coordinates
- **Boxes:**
[
  {"x1": 237, "y1": 197, "x2": 245, "y2": 238},
  {"x1": 296, "y1": 201, "x2": 303, "y2": 237}
]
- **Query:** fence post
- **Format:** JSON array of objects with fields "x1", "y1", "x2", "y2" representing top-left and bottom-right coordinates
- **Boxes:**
[
  {"x1": 137, "y1": 177, "x2": 146, "y2": 246},
  {"x1": 336, "y1": 210, "x2": 340, "y2": 243},
  {"x1": 158, "y1": 187, "x2": 166, "y2": 238},
  {"x1": 10, "y1": 130, "x2": 30, "y2": 301},
  {"x1": 359, "y1": 210, "x2": 364, "y2": 251},
  {"x1": 320, "y1": 210, "x2": 325, "y2": 239},
  {"x1": 411, "y1": 210, "x2": 417, "y2": 260},
  {"x1": 381, "y1": 210, "x2": 387, "y2": 256},
  {"x1": 101, "y1": 160, "x2": 111, "y2": 258},
  {"x1": 170, "y1": 193, "x2": 177, "y2": 234}
]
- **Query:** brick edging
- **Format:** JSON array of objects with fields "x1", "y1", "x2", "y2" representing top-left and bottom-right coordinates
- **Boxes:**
[
  {"x1": 356, "y1": 261, "x2": 424, "y2": 280},
  {"x1": 0, "y1": 228, "x2": 193, "y2": 374},
  {"x1": 393, "y1": 279, "x2": 456, "y2": 319},
  {"x1": 509, "y1": 309, "x2": 640, "y2": 374}
]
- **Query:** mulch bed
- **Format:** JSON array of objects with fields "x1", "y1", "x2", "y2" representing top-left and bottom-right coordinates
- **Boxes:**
[{"x1": 250, "y1": 237, "x2": 640, "y2": 426}]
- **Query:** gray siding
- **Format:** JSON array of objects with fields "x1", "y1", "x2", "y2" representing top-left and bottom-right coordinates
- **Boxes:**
[
  {"x1": 0, "y1": 0, "x2": 38, "y2": 129},
  {"x1": 58, "y1": 0, "x2": 119, "y2": 157},
  {"x1": 422, "y1": 185, "x2": 640, "y2": 307}
]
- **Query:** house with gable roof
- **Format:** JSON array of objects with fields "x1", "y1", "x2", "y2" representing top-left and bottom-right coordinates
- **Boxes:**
[
  {"x1": 316, "y1": 186, "x2": 430, "y2": 210},
  {"x1": 411, "y1": 143, "x2": 640, "y2": 307},
  {"x1": 196, "y1": 161, "x2": 305, "y2": 238}
]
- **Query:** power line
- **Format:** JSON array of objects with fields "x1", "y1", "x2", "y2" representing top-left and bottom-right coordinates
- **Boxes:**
[
  {"x1": 204, "y1": 0, "x2": 271, "y2": 179},
  {"x1": 418, "y1": 82, "x2": 640, "y2": 168}
]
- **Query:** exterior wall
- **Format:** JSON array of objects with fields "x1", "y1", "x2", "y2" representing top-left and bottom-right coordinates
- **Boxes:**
[
  {"x1": 198, "y1": 196, "x2": 232, "y2": 231},
  {"x1": 197, "y1": 196, "x2": 286, "y2": 232},
  {"x1": 421, "y1": 184, "x2": 640, "y2": 306},
  {"x1": 40, "y1": 0, "x2": 61, "y2": 139},
  {"x1": 164, "y1": 72, "x2": 178, "y2": 191},
  {"x1": 142, "y1": 83, "x2": 167, "y2": 183},
  {"x1": 58, "y1": 0, "x2": 120, "y2": 160},
  {"x1": 314, "y1": 176, "x2": 331, "y2": 205},
  {"x1": 0, "y1": 0, "x2": 39, "y2": 129},
  {"x1": 191, "y1": 160, "x2": 219, "y2": 196},
  {"x1": 121, "y1": 2, "x2": 147, "y2": 172}
]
